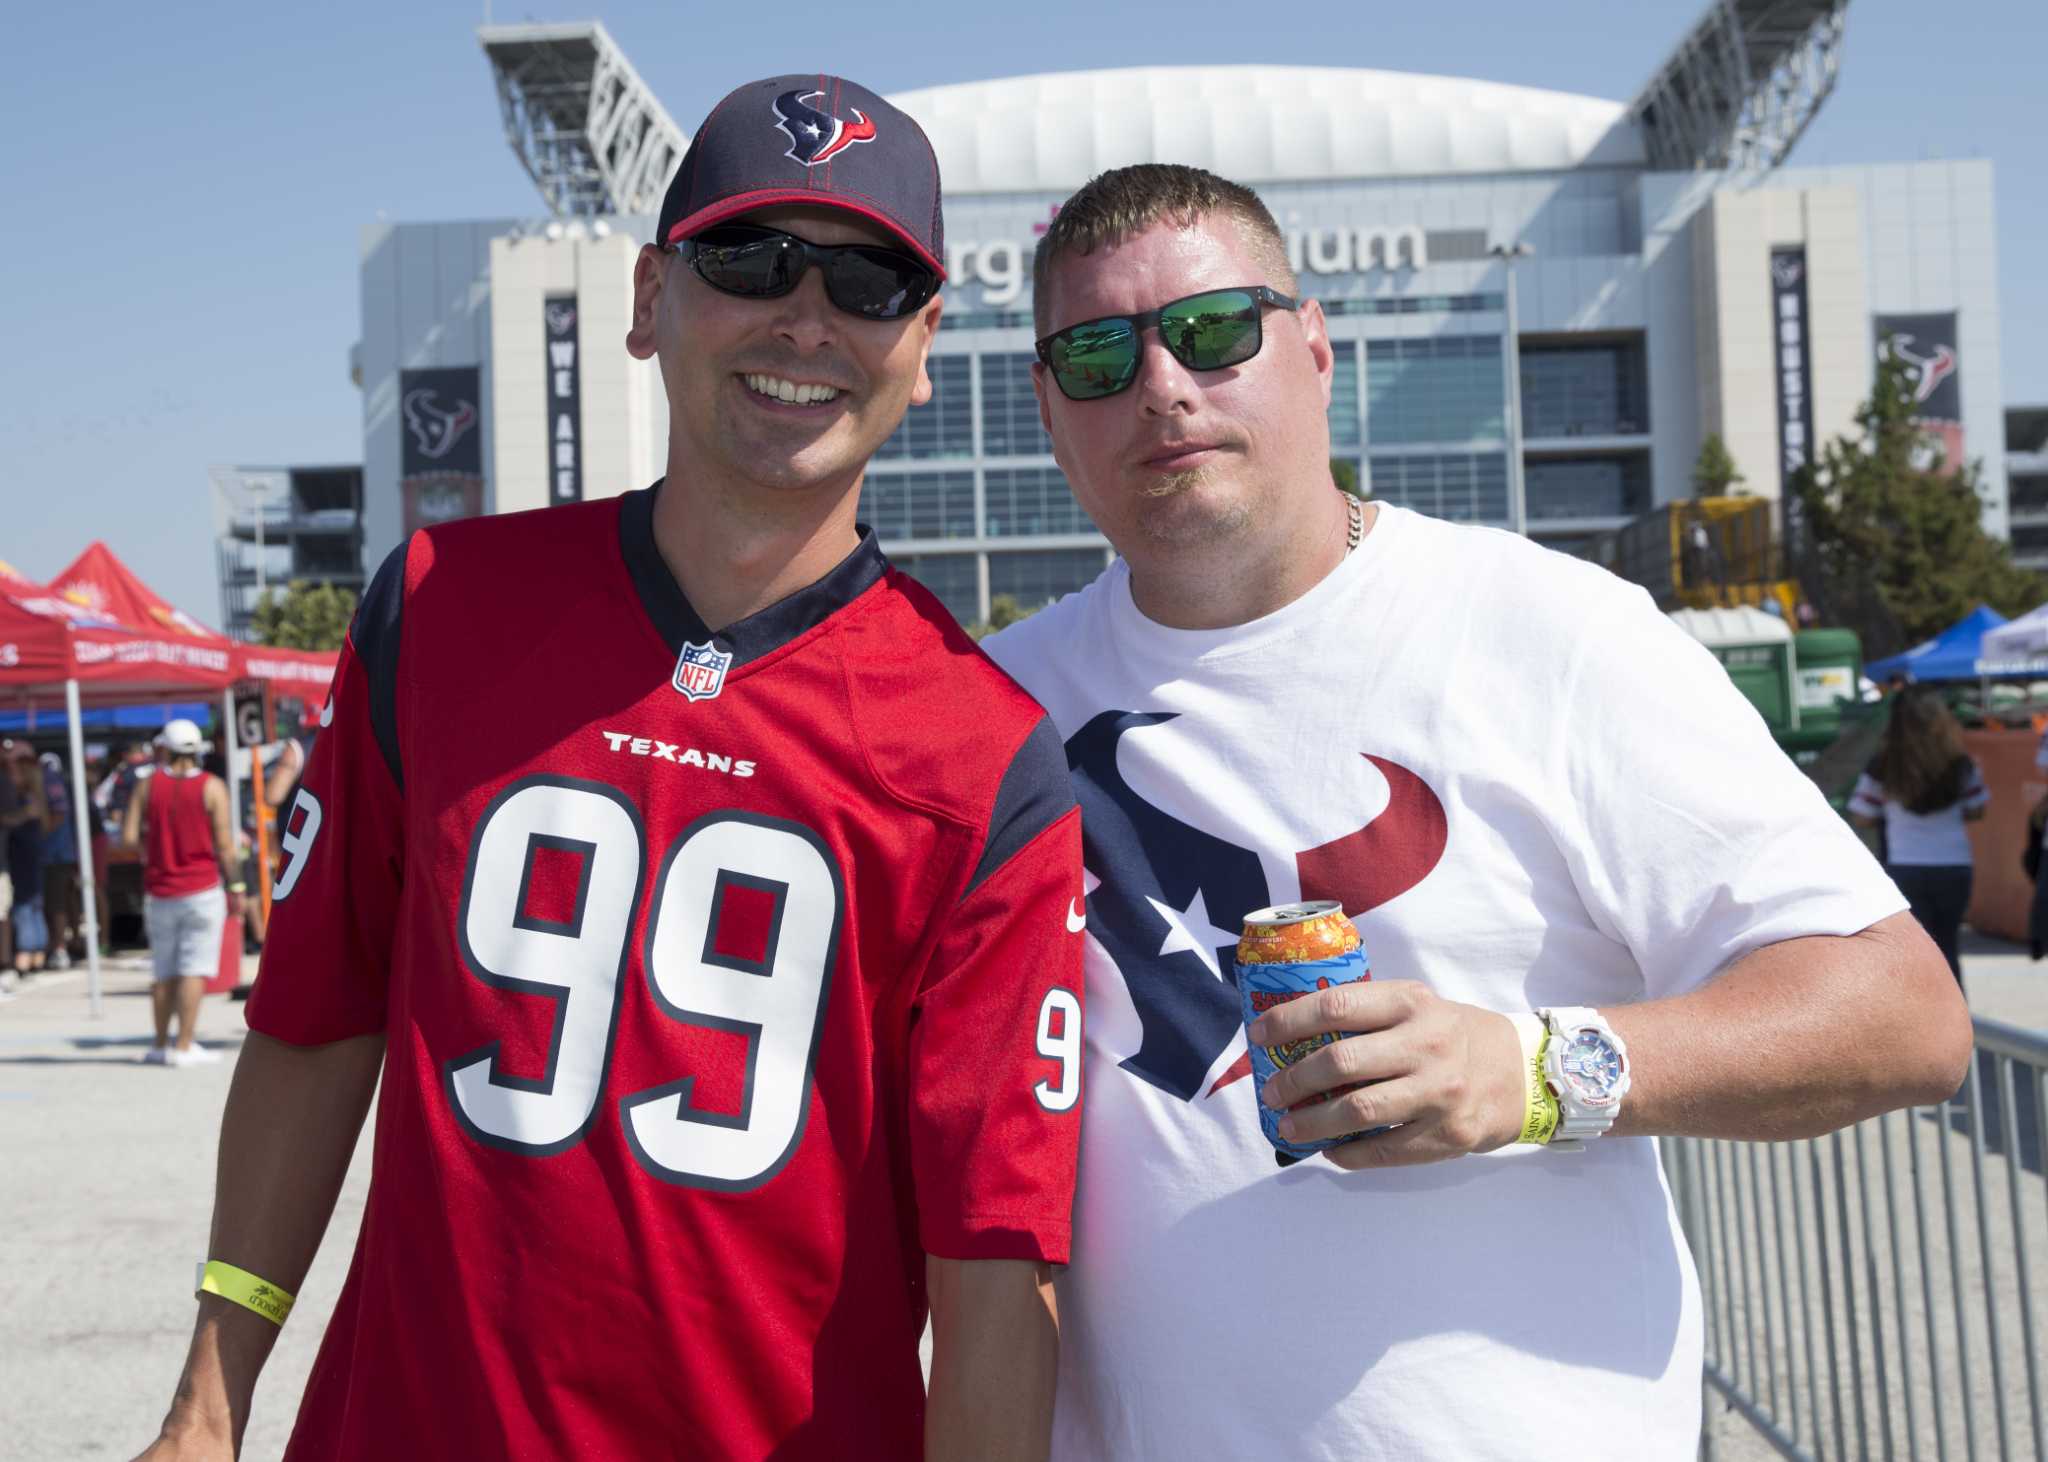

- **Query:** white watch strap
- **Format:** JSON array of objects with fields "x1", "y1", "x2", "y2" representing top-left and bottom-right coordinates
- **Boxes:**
[{"x1": 1540, "y1": 1006, "x2": 1625, "y2": 1143}]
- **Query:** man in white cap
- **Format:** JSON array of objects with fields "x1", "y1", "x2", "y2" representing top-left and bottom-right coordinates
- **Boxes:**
[{"x1": 121, "y1": 718, "x2": 238, "y2": 1065}]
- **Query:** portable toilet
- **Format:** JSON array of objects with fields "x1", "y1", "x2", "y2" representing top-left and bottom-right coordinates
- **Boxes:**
[
  {"x1": 1668, "y1": 606, "x2": 1798, "y2": 740},
  {"x1": 1784, "y1": 627, "x2": 1863, "y2": 753}
]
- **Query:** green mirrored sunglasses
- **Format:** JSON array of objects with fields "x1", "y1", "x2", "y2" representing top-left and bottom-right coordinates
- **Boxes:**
[{"x1": 1034, "y1": 285, "x2": 1299, "y2": 401}]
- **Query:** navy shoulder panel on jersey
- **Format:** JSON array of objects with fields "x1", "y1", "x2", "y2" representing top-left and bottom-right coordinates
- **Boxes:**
[
  {"x1": 351, "y1": 540, "x2": 407, "y2": 791},
  {"x1": 618, "y1": 482, "x2": 887, "y2": 669},
  {"x1": 966, "y1": 715, "x2": 1077, "y2": 897}
]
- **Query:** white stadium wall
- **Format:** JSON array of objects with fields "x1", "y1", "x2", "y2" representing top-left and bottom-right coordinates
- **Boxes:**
[
  {"x1": 1689, "y1": 183, "x2": 1871, "y2": 506},
  {"x1": 487, "y1": 230, "x2": 665, "y2": 518}
]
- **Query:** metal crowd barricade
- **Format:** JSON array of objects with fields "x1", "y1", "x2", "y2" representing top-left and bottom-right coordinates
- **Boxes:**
[{"x1": 1666, "y1": 1016, "x2": 2048, "y2": 1461}]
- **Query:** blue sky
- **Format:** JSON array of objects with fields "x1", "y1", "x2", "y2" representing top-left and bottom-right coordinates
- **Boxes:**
[{"x1": 7, "y1": 0, "x2": 2043, "y2": 618}]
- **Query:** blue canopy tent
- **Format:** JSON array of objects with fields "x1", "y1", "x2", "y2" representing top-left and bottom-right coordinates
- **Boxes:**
[
  {"x1": 1864, "y1": 606, "x2": 2026, "y2": 683},
  {"x1": 0, "y1": 701, "x2": 208, "y2": 735}
]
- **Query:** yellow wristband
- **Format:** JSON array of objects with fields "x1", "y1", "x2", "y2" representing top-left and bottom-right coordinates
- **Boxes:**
[
  {"x1": 195, "y1": 1260, "x2": 295, "y2": 1326},
  {"x1": 1510, "y1": 1014, "x2": 1561, "y2": 1146}
]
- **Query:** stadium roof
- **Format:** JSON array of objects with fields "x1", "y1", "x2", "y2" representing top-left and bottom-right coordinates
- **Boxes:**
[{"x1": 884, "y1": 66, "x2": 1645, "y2": 195}]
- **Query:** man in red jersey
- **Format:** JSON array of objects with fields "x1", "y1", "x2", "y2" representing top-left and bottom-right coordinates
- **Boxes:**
[
  {"x1": 121, "y1": 719, "x2": 237, "y2": 1067},
  {"x1": 137, "y1": 74, "x2": 1083, "y2": 1462}
]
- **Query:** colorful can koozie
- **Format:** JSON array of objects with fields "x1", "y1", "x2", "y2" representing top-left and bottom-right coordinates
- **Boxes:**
[{"x1": 1237, "y1": 901, "x2": 1372, "y2": 1161}]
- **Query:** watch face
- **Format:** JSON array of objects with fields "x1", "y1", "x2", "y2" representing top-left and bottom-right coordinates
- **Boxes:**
[{"x1": 1559, "y1": 1028, "x2": 1624, "y2": 1105}]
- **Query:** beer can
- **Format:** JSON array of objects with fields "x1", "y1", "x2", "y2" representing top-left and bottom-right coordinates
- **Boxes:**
[{"x1": 1236, "y1": 900, "x2": 1372, "y2": 1162}]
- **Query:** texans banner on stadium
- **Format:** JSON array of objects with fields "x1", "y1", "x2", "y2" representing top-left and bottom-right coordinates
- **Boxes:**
[
  {"x1": 1876, "y1": 312, "x2": 1965, "y2": 474},
  {"x1": 1769, "y1": 248, "x2": 1815, "y2": 482},
  {"x1": 1769, "y1": 248, "x2": 1815, "y2": 554},
  {"x1": 544, "y1": 295, "x2": 582, "y2": 504},
  {"x1": 400, "y1": 365, "x2": 486, "y2": 534}
]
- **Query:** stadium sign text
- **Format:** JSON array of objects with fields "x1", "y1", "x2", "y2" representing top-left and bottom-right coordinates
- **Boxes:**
[{"x1": 949, "y1": 224, "x2": 1429, "y2": 307}]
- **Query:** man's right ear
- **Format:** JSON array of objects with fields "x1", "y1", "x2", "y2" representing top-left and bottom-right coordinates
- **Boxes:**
[{"x1": 626, "y1": 244, "x2": 665, "y2": 360}]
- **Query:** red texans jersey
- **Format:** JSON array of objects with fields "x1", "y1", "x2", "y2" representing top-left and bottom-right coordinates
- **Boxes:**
[{"x1": 246, "y1": 485, "x2": 1084, "y2": 1460}]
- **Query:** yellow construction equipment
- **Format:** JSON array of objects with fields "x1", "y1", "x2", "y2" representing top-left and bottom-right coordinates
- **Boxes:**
[{"x1": 1598, "y1": 496, "x2": 1800, "y2": 620}]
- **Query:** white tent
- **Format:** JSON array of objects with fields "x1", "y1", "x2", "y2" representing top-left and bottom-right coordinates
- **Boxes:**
[{"x1": 1978, "y1": 603, "x2": 2048, "y2": 672}]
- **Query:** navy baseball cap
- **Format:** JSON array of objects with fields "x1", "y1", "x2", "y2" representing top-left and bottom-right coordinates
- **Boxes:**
[{"x1": 658, "y1": 75, "x2": 945, "y2": 280}]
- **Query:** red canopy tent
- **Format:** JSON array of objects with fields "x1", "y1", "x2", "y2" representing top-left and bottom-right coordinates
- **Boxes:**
[
  {"x1": 44, "y1": 542, "x2": 336, "y2": 692},
  {"x1": 3, "y1": 546, "x2": 339, "y2": 1013}
]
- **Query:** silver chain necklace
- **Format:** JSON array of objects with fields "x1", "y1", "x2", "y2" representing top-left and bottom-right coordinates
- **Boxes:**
[{"x1": 1344, "y1": 491, "x2": 1363, "y2": 554}]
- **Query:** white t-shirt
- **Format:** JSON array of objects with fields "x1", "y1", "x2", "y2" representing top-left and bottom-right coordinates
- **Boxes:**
[
  {"x1": 982, "y1": 504, "x2": 1906, "y2": 1462},
  {"x1": 1847, "y1": 760, "x2": 1988, "y2": 866}
]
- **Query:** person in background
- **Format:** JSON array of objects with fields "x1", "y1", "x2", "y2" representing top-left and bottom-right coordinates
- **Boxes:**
[
  {"x1": 95, "y1": 741, "x2": 155, "y2": 833},
  {"x1": 4, "y1": 741, "x2": 49, "y2": 980},
  {"x1": 2026, "y1": 720, "x2": 2048, "y2": 961},
  {"x1": 1850, "y1": 687, "x2": 1987, "y2": 986},
  {"x1": 40, "y1": 752, "x2": 80, "y2": 970},
  {"x1": 235, "y1": 732, "x2": 311, "y2": 951},
  {"x1": 121, "y1": 719, "x2": 238, "y2": 1065},
  {"x1": 84, "y1": 752, "x2": 112, "y2": 955},
  {"x1": 0, "y1": 755, "x2": 17, "y2": 995}
]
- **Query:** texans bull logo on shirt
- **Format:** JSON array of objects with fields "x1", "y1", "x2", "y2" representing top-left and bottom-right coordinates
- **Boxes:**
[{"x1": 1066, "y1": 710, "x2": 1447, "y2": 1104}]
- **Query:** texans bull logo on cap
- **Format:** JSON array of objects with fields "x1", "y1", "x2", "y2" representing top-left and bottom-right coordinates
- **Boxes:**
[{"x1": 772, "y1": 89, "x2": 877, "y2": 168}]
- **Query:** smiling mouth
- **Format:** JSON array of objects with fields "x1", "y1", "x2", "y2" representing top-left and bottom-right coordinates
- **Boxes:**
[{"x1": 740, "y1": 372, "x2": 844, "y2": 407}]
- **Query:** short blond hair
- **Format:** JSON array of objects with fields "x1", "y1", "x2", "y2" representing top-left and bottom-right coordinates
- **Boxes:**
[{"x1": 1032, "y1": 164, "x2": 1296, "y2": 336}]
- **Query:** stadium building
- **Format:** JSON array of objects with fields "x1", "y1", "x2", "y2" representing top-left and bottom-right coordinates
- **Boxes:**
[
  {"x1": 354, "y1": 3, "x2": 2006, "y2": 625},
  {"x1": 210, "y1": 464, "x2": 367, "y2": 639}
]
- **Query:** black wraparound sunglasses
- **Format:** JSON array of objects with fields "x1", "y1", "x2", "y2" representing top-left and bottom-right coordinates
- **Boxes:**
[
  {"x1": 666, "y1": 224, "x2": 941, "y2": 321},
  {"x1": 1034, "y1": 285, "x2": 1300, "y2": 401}
]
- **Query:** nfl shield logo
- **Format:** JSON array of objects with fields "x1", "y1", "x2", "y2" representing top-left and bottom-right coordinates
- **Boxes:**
[{"x1": 671, "y1": 640, "x2": 732, "y2": 702}]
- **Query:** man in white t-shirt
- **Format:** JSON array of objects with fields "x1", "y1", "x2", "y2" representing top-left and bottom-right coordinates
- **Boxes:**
[{"x1": 981, "y1": 163, "x2": 1973, "y2": 1461}]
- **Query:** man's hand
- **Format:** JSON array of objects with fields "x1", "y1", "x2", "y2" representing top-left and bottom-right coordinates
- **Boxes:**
[
  {"x1": 130, "y1": 1418, "x2": 233, "y2": 1461},
  {"x1": 1248, "y1": 980, "x2": 1524, "y2": 1169}
]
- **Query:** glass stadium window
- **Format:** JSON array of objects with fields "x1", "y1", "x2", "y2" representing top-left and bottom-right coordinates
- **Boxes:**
[
  {"x1": 1366, "y1": 452, "x2": 1508, "y2": 524},
  {"x1": 985, "y1": 467, "x2": 1096, "y2": 537},
  {"x1": 981, "y1": 352, "x2": 1054, "y2": 458},
  {"x1": 1532, "y1": 533, "x2": 1599, "y2": 559},
  {"x1": 1519, "y1": 340, "x2": 1648, "y2": 439},
  {"x1": 1524, "y1": 455, "x2": 1651, "y2": 521},
  {"x1": 1365, "y1": 337, "x2": 1505, "y2": 445},
  {"x1": 1328, "y1": 342, "x2": 1361, "y2": 448},
  {"x1": 859, "y1": 471, "x2": 977, "y2": 542},
  {"x1": 894, "y1": 553, "x2": 981, "y2": 624},
  {"x1": 940, "y1": 310, "x2": 1034, "y2": 331},
  {"x1": 988, "y1": 548, "x2": 1111, "y2": 613},
  {"x1": 2008, "y1": 473, "x2": 2048, "y2": 516},
  {"x1": 874, "y1": 355, "x2": 973, "y2": 461}
]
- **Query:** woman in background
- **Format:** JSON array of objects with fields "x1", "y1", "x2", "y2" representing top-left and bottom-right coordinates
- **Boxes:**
[
  {"x1": 1849, "y1": 688, "x2": 1987, "y2": 987},
  {"x1": 3, "y1": 742, "x2": 49, "y2": 978}
]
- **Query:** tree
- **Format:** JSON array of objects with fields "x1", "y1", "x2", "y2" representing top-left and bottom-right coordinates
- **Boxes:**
[
  {"x1": 965, "y1": 593, "x2": 1038, "y2": 642},
  {"x1": 1690, "y1": 433, "x2": 1744, "y2": 497},
  {"x1": 1330, "y1": 460, "x2": 1363, "y2": 499},
  {"x1": 1790, "y1": 354, "x2": 2043, "y2": 652},
  {"x1": 251, "y1": 580, "x2": 356, "y2": 651}
]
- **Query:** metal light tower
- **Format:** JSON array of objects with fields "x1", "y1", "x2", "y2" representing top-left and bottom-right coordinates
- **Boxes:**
[
  {"x1": 1491, "y1": 241, "x2": 1535, "y2": 537},
  {"x1": 480, "y1": 22, "x2": 687, "y2": 218},
  {"x1": 1628, "y1": 0, "x2": 1850, "y2": 183}
]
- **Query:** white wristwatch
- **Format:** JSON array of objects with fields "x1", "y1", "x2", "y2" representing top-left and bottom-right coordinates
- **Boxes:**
[{"x1": 1537, "y1": 1006, "x2": 1631, "y2": 1147}]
